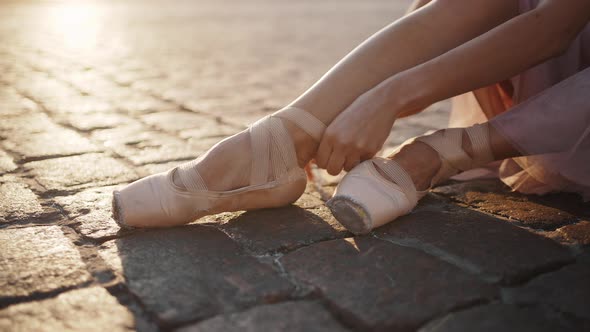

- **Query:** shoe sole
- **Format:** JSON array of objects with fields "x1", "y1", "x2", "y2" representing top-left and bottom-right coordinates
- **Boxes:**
[
  {"x1": 327, "y1": 197, "x2": 372, "y2": 235},
  {"x1": 111, "y1": 191, "x2": 135, "y2": 230}
]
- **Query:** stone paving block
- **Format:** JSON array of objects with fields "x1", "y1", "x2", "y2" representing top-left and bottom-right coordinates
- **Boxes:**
[
  {"x1": 533, "y1": 192, "x2": 590, "y2": 219},
  {"x1": 111, "y1": 138, "x2": 199, "y2": 166},
  {"x1": 57, "y1": 70, "x2": 126, "y2": 98},
  {"x1": 280, "y1": 236, "x2": 497, "y2": 331},
  {"x1": 141, "y1": 111, "x2": 217, "y2": 132},
  {"x1": 374, "y1": 203, "x2": 573, "y2": 284},
  {"x1": 177, "y1": 301, "x2": 349, "y2": 332},
  {"x1": 0, "y1": 88, "x2": 39, "y2": 116},
  {"x1": 0, "y1": 112, "x2": 60, "y2": 135},
  {"x1": 54, "y1": 186, "x2": 128, "y2": 240},
  {"x1": 89, "y1": 124, "x2": 158, "y2": 146},
  {"x1": 434, "y1": 179, "x2": 579, "y2": 229},
  {"x1": 557, "y1": 221, "x2": 590, "y2": 245},
  {"x1": 179, "y1": 122, "x2": 240, "y2": 140},
  {"x1": 0, "y1": 175, "x2": 46, "y2": 223},
  {"x1": 25, "y1": 153, "x2": 139, "y2": 192},
  {"x1": 43, "y1": 95, "x2": 114, "y2": 114},
  {"x1": 0, "y1": 149, "x2": 17, "y2": 174},
  {"x1": 502, "y1": 264, "x2": 590, "y2": 321},
  {"x1": 138, "y1": 160, "x2": 186, "y2": 176},
  {"x1": 294, "y1": 187, "x2": 326, "y2": 209},
  {"x1": 99, "y1": 225, "x2": 294, "y2": 325},
  {"x1": 218, "y1": 205, "x2": 348, "y2": 255},
  {"x1": 114, "y1": 93, "x2": 178, "y2": 114},
  {"x1": 579, "y1": 249, "x2": 590, "y2": 265},
  {"x1": 91, "y1": 125, "x2": 199, "y2": 165},
  {"x1": 3, "y1": 129, "x2": 100, "y2": 162},
  {"x1": 14, "y1": 73, "x2": 80, "y2": 102},
  {"x1": 0, "y1": 287, "x2": 155, "y2": 332},
  {"x1": 56, "y1": 112, "x2": 140, "y2": 132},
  {"x1": 0, "y1": 226, "x2": 91, "y2": 300},
  {"x1": 419, "y1": 304, "x2": 582, "y2": 332}
]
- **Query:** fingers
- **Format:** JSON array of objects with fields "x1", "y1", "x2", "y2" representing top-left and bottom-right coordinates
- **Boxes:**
[
  {"x1": 326, "y1": 151, "x2": 345, "y2": 176},
  {"x1": 315, "y1": 137, "x2": 332, "y2": 170},
  {"x1": 343, "y1": 156, "x2": 360, "y2": 172}
]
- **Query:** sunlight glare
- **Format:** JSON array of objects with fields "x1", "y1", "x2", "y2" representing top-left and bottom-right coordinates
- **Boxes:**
[
  {"x1": 344, "y1": 238, "x2": 360, "y2": 252},
  {"x1": 45, "y1": 2, "x2": 103, "y2": 52}
]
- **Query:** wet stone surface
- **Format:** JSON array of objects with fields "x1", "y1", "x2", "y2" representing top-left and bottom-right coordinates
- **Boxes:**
[
  {"x1": 0, "y1": 226, "x2": 91, "y2": 301},
  {"x1": 178, "y1": 301, "x2": 350, "y2": 332},
  {"x1": 280, "y1": 236, "x2": 497, "y2": 331},
  {"x1": 99, "y1": 225, "x2": 294, "y2": 326}
]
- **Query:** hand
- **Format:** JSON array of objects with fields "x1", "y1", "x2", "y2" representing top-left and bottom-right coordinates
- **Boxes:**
[{"x1": 315, "y1": 86, "x2": 399, "y2": 175}]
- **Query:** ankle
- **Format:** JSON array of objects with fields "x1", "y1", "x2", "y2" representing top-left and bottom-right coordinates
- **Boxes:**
[
  {"x1": 389, "y1": 141, "x2": 441, "y2": 191},
  {"x1": 282, "y1": 119, "x2": 319, "y2": 168}
]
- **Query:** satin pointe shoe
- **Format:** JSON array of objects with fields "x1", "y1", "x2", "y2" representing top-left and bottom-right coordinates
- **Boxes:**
[
  {"x1": 327, "y1": 124, "x2": 495, "y2": 235},
  {"x1": 112, "y1": 106, "x2": 326, "y2": 228}
]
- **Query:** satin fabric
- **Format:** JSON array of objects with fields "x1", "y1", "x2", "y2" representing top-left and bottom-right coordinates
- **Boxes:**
[{"x1": 449, "y1": 0, "x2": 590, "y2": 200}]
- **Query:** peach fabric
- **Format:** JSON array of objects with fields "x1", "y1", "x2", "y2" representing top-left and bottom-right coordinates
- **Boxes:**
[{"x1": 449, "y1": 0, "x2": 590, "y2": 200}]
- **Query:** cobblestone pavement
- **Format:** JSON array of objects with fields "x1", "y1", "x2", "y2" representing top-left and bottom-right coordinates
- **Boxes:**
[{"x1": 1, "y1": 1, "x2": 589, "y2": 331}]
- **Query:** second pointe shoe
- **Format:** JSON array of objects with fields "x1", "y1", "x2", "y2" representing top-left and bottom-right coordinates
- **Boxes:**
[
  {"x1": 112, "y1": 106, "x2": 326, "y2": 228},
  {"x1": 327, "y1": 124, "x2": 495, "y2": 235}
]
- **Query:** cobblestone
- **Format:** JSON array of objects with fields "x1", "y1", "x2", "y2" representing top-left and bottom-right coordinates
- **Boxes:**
[
  {"x1": 0, "y1": 87, "x2": 38, "y2": 116},
  {"x1": 99, "y1": 226, "x2": 294, "y2": 325},
  {"x1": 0, "y1": 226, "x2": 91, "y2": 301},
  {"x1": 56, "y1": 112, "x2": 140, "y2": 132},
  {"x1": 0, "y1": 287, "x2": 153, "y2": 332},
  {"x1": 280, "y1": 236, "x2": 497, "y2": 331},
  {"x1": 54, "y1": 186, "x2": 127, "y2": 239},
  {"x1": 141, "y1": 111, "x2": 217, "y2": 132},
  {"x1": 178, "y1": 301, "x2": 350, "y2": 332},
  {"x1": 419, "y1": 304, "x2": 583, "y2": 332},
  {"x1": 374, "y1": 200, "x2": 573, "y2": 284},
  {"x1": 0, "y1": 0, "x2": 587, "y2": 330},
  {"x1": 0, "y1": 175, "x2": 46, "y2": 223},
  {"x1": 0, "y1": 150, "x2": 17, "y2": 174},
  {"x1": 218, "y1": 205, "x2": 349, "y2": 255},
  {"x1": 25, "y1": 153, "x2": 138, "y2": 192},
  {"x1": 434, "y1": 179, "x2": 582, "y2": 229},
  {"x1": 3, "y1": 129, "x2": 100, "y2": 162},
  {"x1": 557, "y1": 221, "x2": 590, "y2": 245},
  {"x1": 502, "y1": 264, "x2": 590, "y2": 322},
  {"x1": 0, "y1": 112, "x2": 60, "y2": 134}
]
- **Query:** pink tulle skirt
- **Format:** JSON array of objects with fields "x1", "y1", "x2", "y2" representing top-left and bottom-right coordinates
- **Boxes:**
[{"x1": 449, "y1": 0, "x2": 590, "y2": 200}]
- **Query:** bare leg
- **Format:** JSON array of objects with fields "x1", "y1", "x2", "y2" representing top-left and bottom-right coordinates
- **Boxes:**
[
  {"x1": 391, "y1": 123, "x2": 519, "y2": 191},
  {"x1": 406, "y1": 0, "x2": 433, "y2": 14},
  {"x1": 386, "y1": 66, "x2": 590, "y2": 192},
  {"x1": 188, "y1": 1, "x2": 519, "y2": 191}
]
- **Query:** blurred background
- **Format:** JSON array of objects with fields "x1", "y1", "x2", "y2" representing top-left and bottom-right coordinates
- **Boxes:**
[{"x1": 0, "y1": 0, "x2": 451, "y2": 183}]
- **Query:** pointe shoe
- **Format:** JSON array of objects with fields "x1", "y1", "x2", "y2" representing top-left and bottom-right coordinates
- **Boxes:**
[
  {"x1": 112, "y1": 106, "x2": 326, "y2": 228},
  {"x1": 327, "y1": 124, "x2": 494, "y2": 234}
]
